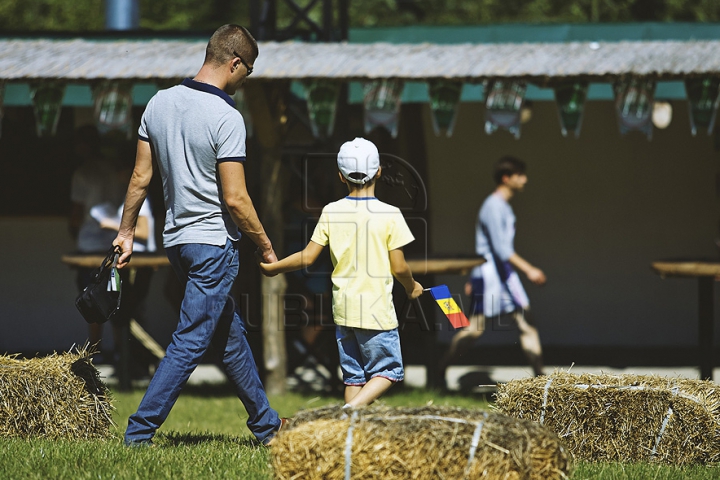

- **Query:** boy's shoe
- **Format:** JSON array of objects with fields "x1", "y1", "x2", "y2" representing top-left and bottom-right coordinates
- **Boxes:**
[{"x1": 263, "y1": 418, "x2": 289, "y2": 447}]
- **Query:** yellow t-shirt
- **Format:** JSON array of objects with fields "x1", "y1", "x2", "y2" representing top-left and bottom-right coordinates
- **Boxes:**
[{"x1": 310, "y1": 197, "x2": 414, "y2": 330}]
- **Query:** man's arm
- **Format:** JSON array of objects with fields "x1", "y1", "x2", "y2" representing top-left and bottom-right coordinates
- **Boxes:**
[
  {"x1": 482, "y1": 202, "x2": 546, "y2": 286},
  {"x1": 218, "y1": 161, "x2": 277, "y2": 263},
  {"x1": 259, "y1": 241, "x2": 324, "y2": 277},
  {"x1": 113, "y1": 140, "x2": 153, "y2": 268},
  {"x1": 509, "y1": 253, "x2": 546, "y2": 285},
  {"x1": 389, "y1": 248, "x2": 423, "y2": 299}
]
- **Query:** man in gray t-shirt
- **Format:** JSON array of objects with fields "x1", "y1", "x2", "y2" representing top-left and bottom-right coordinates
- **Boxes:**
[
  {"x1": 113, "y1": 24, "x2": 285, "y2": 447},
  {"x1": 138, "y1": 78, "x2": 247, "y2": 248},
  {"x1": 438, "y1": 156, "x2": 546, "y2": 387}
]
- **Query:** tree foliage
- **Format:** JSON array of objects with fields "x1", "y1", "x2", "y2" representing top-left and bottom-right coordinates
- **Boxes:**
[
  {"x1": 0, "y1": 0, "x2": 103, "y2": 31},
  {"x1": 350, "y1": 0, "x2": 720, "y2": 25},
  {"x1": 0, "y1": 0, "x2": 718, "y2": 32},
  {"x1": 139, "y1": 0, "x2": 223, "y2": 31}
]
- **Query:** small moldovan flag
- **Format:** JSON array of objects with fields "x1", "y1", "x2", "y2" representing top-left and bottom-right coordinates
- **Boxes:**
[{"x1": 427, "y1": 285, "x2": 469, "y2": 329}]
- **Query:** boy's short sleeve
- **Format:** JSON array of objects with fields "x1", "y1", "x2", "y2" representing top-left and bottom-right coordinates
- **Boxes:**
[
  {"x1": 216, "y1": 111, "x2": 247, "y2": 162},
  {"x1": 480, "y1": 199, "x2": 514, "y2": 261},
  {"x1": 387, "y1": 211, "x2": 414, "y2": 251},
  {"x1": 310, "y1": 210, "x2": 329, "y2": 247}
]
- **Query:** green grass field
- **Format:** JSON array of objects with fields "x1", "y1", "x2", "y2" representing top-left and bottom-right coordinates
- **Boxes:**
[{"x1": 1, "y1": 384, "x2": 718, "y2": 479}]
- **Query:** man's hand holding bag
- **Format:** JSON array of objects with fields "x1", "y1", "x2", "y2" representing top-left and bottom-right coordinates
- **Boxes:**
[{"x1": 75, "y1": 246, "x2": 122, "y2": 324}]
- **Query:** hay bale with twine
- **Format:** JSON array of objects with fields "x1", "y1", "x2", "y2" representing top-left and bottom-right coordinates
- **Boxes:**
[
  {"x1": 0, "y1": 348, "x2": 114, "y2": 439},
  {"x1": 495, "y1": 372, "x2": 720, "y2": 464},
  {"x1": 272, "y1": 405, "x2": 572, "y2": 479}
]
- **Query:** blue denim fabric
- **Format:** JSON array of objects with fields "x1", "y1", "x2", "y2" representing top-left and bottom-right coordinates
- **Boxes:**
[
  {"x1": 124, "y1": 239, "x2": 280, "y2": 445},
  {"x1": 336, "y1": 326, "x2": 404, "y2": 386}
]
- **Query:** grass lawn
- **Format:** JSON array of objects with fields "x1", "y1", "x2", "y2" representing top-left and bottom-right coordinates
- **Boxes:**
[{"x1": 1, "y1": 384, "x2": 719, "y2": 479}]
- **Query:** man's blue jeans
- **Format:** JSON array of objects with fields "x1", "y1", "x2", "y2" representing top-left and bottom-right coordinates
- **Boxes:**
[{"x1": 124, "y1": 240, "x2": 280, "y2": 445}]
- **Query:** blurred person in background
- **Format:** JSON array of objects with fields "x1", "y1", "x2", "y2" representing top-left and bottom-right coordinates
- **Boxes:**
[
  {"x1": 69, "y1": 125, "x2": 126, "y2": 361},
  {"x1": 438, "y1": 156, "x2": 546, "y2": 389}
]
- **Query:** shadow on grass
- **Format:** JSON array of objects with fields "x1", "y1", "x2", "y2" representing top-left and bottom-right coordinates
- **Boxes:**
[
  {"x1": 457, "y1": 370, "x2": 498, "y2": 396},
  {"x1": 158, "y1": 380, "x2": 346, "y2": 399},
  {"x1": 122, "y1": 374, "x2": 493, "y2": 402},
  {"x1": 180, "y1": 382, "x2": 238, "y2": 397},
  {"x1": 382, "y1": 371, "x2": 497, "y2": 396},
  {"x1": 158, "y1": 431, "x2": 257, "y2": 448}
]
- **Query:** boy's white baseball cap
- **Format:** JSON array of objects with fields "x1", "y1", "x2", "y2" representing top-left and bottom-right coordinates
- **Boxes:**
[{"x1": 337, "y1": 137, "x2": 380, "y2": 184}]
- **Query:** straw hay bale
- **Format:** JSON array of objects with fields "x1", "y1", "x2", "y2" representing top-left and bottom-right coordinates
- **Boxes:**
[
  {"x1": 0, "y1": 348, "x2": 114, "y2": 439},
  {"x1": 495, "y1": 372, "x2": 720, "y2": 464},
  {"x1": 272, "y1": 405, "x2": 572, "y2": 479}
]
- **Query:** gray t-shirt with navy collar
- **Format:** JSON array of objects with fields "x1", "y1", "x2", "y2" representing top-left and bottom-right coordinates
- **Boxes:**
[
  {"x1": 139, "y1": 78, "x2": 246, "y2": 248},
  {"x1": 475, "y1": 193, "x2": 515, "y2": 261}
]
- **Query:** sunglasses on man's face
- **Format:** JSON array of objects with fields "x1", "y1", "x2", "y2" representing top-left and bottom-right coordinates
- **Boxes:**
[{"x1": 233, "y1": 51, "x2": 253, "y2": 76}]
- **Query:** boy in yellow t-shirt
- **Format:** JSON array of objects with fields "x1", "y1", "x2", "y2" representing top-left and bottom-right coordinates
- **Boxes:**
[{"x1": 259, "y1": 138, "x2": 423, "y2": 407}]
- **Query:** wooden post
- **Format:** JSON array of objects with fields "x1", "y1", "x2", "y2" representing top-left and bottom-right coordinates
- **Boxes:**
[
  {"x1": 244, "y1": 81, "x2": 288, "y2": 395},
  {"x1": 698, "y1": 276, "x2": 714, "y2": 381}
]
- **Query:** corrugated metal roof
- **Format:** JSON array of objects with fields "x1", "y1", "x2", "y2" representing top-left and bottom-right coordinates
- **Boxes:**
[{"x1": 0, "y1": 38, "x2": 718, "y2": 81}]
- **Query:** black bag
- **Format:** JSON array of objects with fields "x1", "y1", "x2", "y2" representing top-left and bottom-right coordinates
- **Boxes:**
[{"x1": 75, "y1": 247, "x2": 122, "y2": 324}]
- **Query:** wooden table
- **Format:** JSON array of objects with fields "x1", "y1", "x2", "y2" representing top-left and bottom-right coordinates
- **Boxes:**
[
  {"x1": 61, "y1": 253, "x2": 171, "y2": 269},
  {"x1": 652, "y1": 260, "x2": 720, "y2": 380},
  {"x1": 405, "y1": 257, "x2": 486, "y2": 275},
  {"x1": 62, "y1": 253, "x2": 170, "y2": 390}
]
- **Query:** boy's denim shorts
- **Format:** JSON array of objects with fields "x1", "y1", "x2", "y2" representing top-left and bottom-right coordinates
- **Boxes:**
[{"x1": 336, "y1": 326, "x2": 404, "y2": 386}]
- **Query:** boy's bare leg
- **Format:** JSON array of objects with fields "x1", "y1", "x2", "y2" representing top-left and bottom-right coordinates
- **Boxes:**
[
  {"x1": 437, "y1": 314, "x2": 486, "y2": 388},
  {"x1": 515, "y1": 310, "x2": 544, "y2": 376},
  {"x1": 344, "y1": 385, "x2": 362, "y2": 404},
  {"x1": 345, "y1": 377, "x2": 393, "y2": 407},
  {"x1": 445, "y1": 314, "x2": 486, "y2": 360}
]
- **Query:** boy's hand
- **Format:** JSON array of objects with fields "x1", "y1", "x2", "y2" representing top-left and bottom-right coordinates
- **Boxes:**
[
  {"x1": 254, "y1": 250, "x2": 276, "y2": 276},
  {"x1": 526, "y1": 267, "x2": 546, "y2": 286},
  {"x1": 258, "y1": 262, "x2": 277, "y2": 277},
  {"x1": 407, "y1": 281, "x2": 423, "y2": 299}
]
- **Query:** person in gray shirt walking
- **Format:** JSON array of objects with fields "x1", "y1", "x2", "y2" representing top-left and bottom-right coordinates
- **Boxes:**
[
  {"x1": 438, "y1": 156, "x2": 545, "y2": 388},
  {"x1": 113, "y1": 24, "x2": 286, "y2": 446}
]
